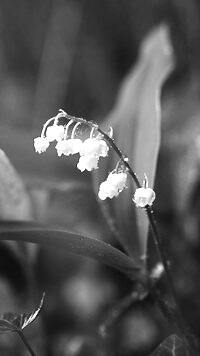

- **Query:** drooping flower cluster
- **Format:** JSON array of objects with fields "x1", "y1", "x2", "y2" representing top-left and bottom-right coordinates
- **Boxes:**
[
  {"x1": 98, "y1": 171, "x2": 127, "y2": 200},
  {"x1": 34, "y1": 111, "x2": 156, "y2": 204},
  {"x1": 33, "y1": 114, "x2": 109, "y2": 173}
]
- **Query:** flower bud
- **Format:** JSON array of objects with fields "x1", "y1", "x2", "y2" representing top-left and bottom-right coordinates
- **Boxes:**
[
  {"x1": 34, "y1": 137, "x2": 50, "y2": 154},
  {"x1": 133, "y1": 187, "x2": 156, "y2": 208}
]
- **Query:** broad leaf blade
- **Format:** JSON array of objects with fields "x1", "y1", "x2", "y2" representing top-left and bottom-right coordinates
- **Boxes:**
[
  {"x1": 0, "y1": 223, "x2": 145, "y2": 282},
  {"x1": 94, "y1": 24, "x2": 174, "y2": 260},
  {"x1": 150, "y1": 334, "x2": 191, "y2": 356}
]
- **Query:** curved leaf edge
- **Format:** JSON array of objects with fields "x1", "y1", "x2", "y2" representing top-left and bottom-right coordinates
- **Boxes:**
[{"x1": 0, "y1": 223, "x2": 147, "y2": 283}]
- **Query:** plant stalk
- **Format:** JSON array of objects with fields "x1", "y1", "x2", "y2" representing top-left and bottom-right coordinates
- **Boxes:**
[
  {"x1": 146, "y1": 207, "x2": 198, "y2": 355},
  {"x1": 17, "y1": 331, "x2": 36, "y2": 356}
]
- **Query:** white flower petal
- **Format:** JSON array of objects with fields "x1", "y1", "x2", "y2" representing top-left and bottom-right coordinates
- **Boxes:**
[
  {"x1": 55, "y1": 139, "x2": 82, "y2": 157},
  {"x1": 98, "y1": 181, "x2": 118, "y2": 200},
  {"x1": 107, "y1": 172, "x2": 127, "y2": 191},
  {"x1": 133, "y1": 187, "x2": 156, "y2": 207},
  {"x1": 97, "y1": 140, "x2": 109, "y2": 157},
  {"x1": 77, "y1": 155, "x2": 99, "y2": 172},
  {"x1": 46, "y1": 125, "x2": 64, "y2": 142},
  {"x1": 81, "y1": 138, "x2": 109, "y2": 158},
  {"x1": 98, "y1": 172, "x2": 127, "y2": 200},
  {"x1": 34, "y1": 137, "x2": 50, "y2": 154}
]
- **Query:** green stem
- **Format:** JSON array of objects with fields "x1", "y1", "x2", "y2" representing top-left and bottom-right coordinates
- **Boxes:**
[
  {"x1": 146, "y1": 207, "x2": 198, "y2": 355},
  {"x1": 145, "y1": 207, "x2": 179, "y2": 309},
  {"x1": 17, "y1": 331, "x2": 36, "y2": 356},
  {"x1": 97, "y1": 128, "x2": 141, "y2": 187}
]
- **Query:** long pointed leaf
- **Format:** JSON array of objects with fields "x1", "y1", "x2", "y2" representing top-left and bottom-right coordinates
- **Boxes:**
[
  {"x1": 0, "y1": 224, "x2": 146, "y2": 283},
  {"x1": 94, "y1": 24, "x2": 174, "y2": 261}
]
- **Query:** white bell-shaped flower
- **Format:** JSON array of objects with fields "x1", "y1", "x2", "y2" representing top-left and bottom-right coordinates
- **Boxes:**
[
  {"x1": 56, "y1": 139, "x2": 82, "y2": 157},
  {"x1": 133, "y1": 187, "x2": 156, "y2": 207},
  {"x1": 34, "y1": 137, "x2": 50, "y2": 154},
  {"x1": 46, "y1": 124, "x2": 64, "y2": 142},
  {"x1": 77, "y1": 155, "x2": 99, "y2": 172},
  {"x1": 106, "y1": 172, "x2": 127, "y2": 191},
  {"x1": 98, "y1": 171, "x2": 127, "y2": 200},
  {"x1": 98, "y1": 181, "x2": 118, "y2": 200},
  {"x1": 80, "y1": 138, "x2": 109, "y2": 158}
]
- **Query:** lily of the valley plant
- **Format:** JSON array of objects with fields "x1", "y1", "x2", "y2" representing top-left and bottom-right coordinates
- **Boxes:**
[{"x1": 33, "y1": 109, "x2": 199, "y2": 356}]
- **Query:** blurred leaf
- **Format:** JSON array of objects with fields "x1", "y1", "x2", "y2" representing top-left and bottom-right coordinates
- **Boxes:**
[
  {"x1": 0, "y1": 149, "x2": 32, "y2": 220},
  {"x1": 94, "y1": 24, "x2": 174, "y2": 261},
  {"x1": 149, "y1": 334, "x2": 191, "y2": 356},
  {"x1": 0, "y1": 293, "x2": 44, "y2": 333},
  {"x1": 0, "y1": 149, "x2": 35, "y2": 291},
  {"x1": 0, "y1": 222, "x2": 146, "y2": 283},
  {"x1": 99, "y1": 289, "x2": 148, "y2": 338},
  {"x1": 157, "y1": 63, "x2": 200, "y2": 244},
  {"x1": 32, "y1": 1, "x2": 82, "y2": 126}
]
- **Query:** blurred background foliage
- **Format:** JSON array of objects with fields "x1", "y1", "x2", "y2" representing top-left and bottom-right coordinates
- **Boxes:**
[{"x1": 0, "y1": 0, "x2": 200, "y2": 355}]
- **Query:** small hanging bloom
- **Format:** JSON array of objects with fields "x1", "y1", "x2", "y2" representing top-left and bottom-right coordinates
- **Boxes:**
[
  {"x1": 34, "y1": 137, "x2": 50, "y2": 154},
  {"x1": 77, "y1": 137, "x2": 109, "y2": 172},
  {"x1": 106, "y1": 172, "x2": 127, "y2": 192},
  {"x1": 46, "y1": 124, "x2": 65, "y2": 142},
  {"x1": 77, "y1": 155, "x2": 99, "y2": 172},
  {"x1": 133, "y1": 175, "x2": 155, "y2": 207},
  {"x1": 55, "y1": 139, "x2": 82, "y2": 157},
  {"x1": 34, "y1": 115, "x2": 64, "y2": 153},
  {"x1": 133, "y1": 187, "x2": 156, "y2": 207},
  {"x1": 80, "y1": 138, "x2": 109, "y2": 158},
  {"x1": 98, "y1": 181, "x2": 119, "y2": 200},
  {"x1": 98, "y1": 171, "x2": 127, "y2": 200}
]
